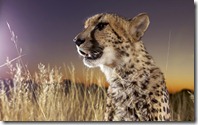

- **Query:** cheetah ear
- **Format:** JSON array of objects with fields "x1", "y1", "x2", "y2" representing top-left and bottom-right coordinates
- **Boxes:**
[{"x1": 129, "y1": 13, "x2": 150, "y2": 41}]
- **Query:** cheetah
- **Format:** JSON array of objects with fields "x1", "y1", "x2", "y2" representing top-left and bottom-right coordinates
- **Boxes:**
[{"x1": 73, "y1": 13, "x2": 171, "y2": 121}]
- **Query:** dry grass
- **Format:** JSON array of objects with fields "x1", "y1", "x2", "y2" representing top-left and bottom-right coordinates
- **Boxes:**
[
  {"x1": 170, "y1": 89, "x2": 194, "y2": 121},
  {"x1": 0, "y1": 62, "x2": 107, "y2": 121}
]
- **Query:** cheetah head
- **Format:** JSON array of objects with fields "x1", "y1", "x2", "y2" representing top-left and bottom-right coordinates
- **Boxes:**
[{"x1": 74, "y1": 13, "x2": 149, "y2": 69}]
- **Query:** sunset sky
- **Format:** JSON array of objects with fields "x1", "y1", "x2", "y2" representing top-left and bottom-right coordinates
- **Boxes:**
[{"x1": 0, "y1": 0, "x2": 194, "y2": 92}]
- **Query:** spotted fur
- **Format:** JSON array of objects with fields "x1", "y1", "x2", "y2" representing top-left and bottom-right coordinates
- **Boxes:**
[{"x1": 74, "y1": 13, "x2": 171, "y2": 121}]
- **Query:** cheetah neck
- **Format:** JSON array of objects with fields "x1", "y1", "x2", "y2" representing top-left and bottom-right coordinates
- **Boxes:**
[{"x1": 101, "y1": 41, "x2": 157, "y2": 84}]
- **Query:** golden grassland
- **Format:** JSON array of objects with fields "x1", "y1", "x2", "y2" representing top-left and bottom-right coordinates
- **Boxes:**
[
  {"x1": 0, "y1": 63, "x2": 107, "y2": 121},
  {"x1": 0, "y1": 63, "x2": 194, "y2": 121}
]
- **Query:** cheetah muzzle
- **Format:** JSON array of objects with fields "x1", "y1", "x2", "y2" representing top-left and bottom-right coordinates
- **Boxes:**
[{"x1": 78, "y1": 47, "x2": 103, "y2": 60}]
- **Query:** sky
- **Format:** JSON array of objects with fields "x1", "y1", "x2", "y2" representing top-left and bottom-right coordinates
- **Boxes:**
[{"x1": 0, "y1": 0, "x2": 194, "y2": 92}]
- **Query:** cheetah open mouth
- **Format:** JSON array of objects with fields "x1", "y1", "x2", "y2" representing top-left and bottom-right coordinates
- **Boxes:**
[{"x1": 78, "y1": 49, "x2": 103, "y2": 60}]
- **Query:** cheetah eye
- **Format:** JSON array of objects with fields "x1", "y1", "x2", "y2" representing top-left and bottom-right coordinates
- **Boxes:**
[{"x1": 96, "y1": 22, "x2": 108, "y2": 31}]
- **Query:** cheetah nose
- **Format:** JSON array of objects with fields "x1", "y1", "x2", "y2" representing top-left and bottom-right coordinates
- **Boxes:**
[{"x1": 73, "y1": 37, "x2": 85, "y2": 46}]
